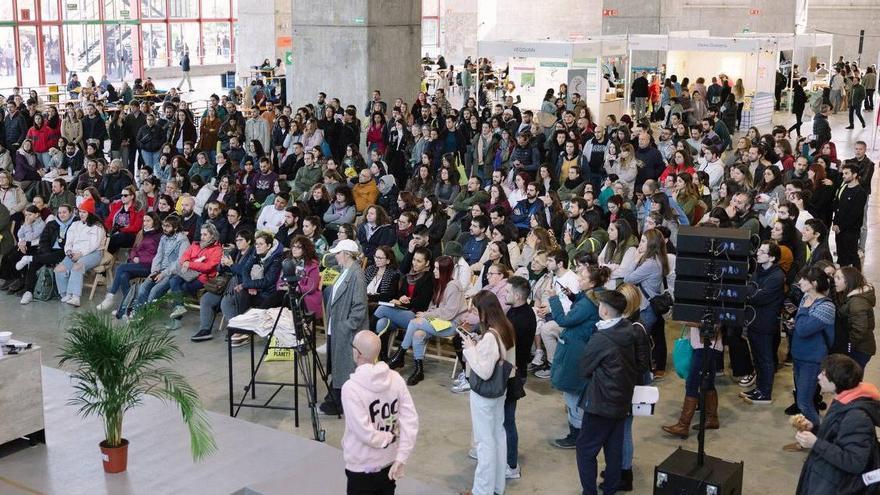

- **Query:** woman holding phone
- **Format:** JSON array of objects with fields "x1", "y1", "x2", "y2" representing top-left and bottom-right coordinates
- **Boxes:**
[{"x1": 461, "y1": 290, "x2": 517, "y2": 495}]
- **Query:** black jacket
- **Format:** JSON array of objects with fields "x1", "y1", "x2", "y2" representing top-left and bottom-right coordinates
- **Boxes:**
[
  {"x1": 364, "y1": 265, "x2": 401, "y2": 302},
  {"x1": 136, "y1": 123, "x2": 165, "y2": 152},
  {"x1": 99, "y1": 171, "x2": 133, "y2": 202},
  {"x1": 38, "y1": 218, "x2": 64, "y2": 254},
  {"x1": 356, "y1": 223, "x2": 396, "y2": 262},
  {"x1": 394, "y1": 272, "x2": 434, "y2": 313},
  {"x1": 796, "y1": 396, "x2": 880, "y2": 495},
  {"x1": 792, "y1": 84, "x2": 808, "y2": 114},
  {"x1": 123, "y1": 112, "x2": 147, "y2": 143},
  {"x1": 579, "y1": 319, "x2": 639, "y2": 419},
  {"x1": 813, "y1": 114, "x2": 832, "y2": 148},
  {"x1": 82, "y1": 114, "x2": 108, "y2": 144},
  {"x1": 631, "y1": 76, "x2": 649, "y2": 98},
  {"x1": 4, "y1": 111, "x2": 28, "y2": 149},
  {"x1": 746, "y1": 264, "x2": 785, "y2": 335}
]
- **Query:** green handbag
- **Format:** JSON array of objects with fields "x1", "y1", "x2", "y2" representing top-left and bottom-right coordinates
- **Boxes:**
[{"x1": 672, "y1": 324, "x2": 693, "y2": 379}]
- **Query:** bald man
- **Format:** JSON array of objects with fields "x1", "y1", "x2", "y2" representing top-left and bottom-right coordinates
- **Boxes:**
[{"x1": 341, "y1": 331, "x2": 419, "y2": 494}]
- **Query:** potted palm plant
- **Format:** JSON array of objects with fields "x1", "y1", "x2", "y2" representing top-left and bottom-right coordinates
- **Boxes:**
[{"x1": 58, "y1": 305, "x2": 217, "y2": 473}]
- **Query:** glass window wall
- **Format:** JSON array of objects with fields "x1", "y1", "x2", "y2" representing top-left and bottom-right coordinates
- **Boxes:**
[{"x1": 2, "y1": 0, "x2": 235, "y2": 87}]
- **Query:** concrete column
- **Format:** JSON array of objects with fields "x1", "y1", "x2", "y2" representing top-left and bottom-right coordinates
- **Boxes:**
[
  {"x1": 236, "y1": 2, "x2": 277, "y2": 81},
  {"x1": 288, "y1": 0, "x2": 421, "y2": 111}
]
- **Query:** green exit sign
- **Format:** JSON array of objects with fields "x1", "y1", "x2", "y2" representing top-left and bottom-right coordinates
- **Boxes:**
[
  {"x1": 354, "y1": 17, "x2": 365, "y2": 24},
  {"x1": 120, "y1": 9, "x2": 129, "y2": 18},
  {"x1": 67, "y1": 3, "x2": 78, "y2": 10}
]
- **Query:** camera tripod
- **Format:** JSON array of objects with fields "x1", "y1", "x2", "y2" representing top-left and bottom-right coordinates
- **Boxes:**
[{"x1": 226, "y1": 286, "x2": 332, "y2": 442}]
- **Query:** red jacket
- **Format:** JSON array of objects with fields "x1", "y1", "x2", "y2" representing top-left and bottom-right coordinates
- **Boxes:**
[
  {"x1": 26, "y1": 124, "x2": 61, "y2": 153},
  {"x1": 179, "y1": 241, "x2": 223, "y2": 284},
  {"x1": 104, "y1": 200, "x2": 144, "y2": 235}
]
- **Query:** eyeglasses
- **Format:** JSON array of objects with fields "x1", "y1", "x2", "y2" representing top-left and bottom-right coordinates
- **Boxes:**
[
  {"x1": 120, "y1": 193, "x2": 131, "y2": 197},
  {"x1": 292, "y1": 244, "x2": 303, "y2": 249},
  {"x1": 351, "y1": 343, "x2": 363, "y2": 355}
]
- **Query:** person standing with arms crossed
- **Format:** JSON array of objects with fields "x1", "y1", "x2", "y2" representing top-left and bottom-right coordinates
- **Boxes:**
[
  {"x1": 342, "y1": 331, "x2": 419, "y2": 495},
  {"x1": 833, "y1": 164, "x2": 868, "y2": 269}
]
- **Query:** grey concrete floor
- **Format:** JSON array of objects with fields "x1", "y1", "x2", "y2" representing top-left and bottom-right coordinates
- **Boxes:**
[{"x1": 1, "y1": 109, "x2": 879, "y2": 494}]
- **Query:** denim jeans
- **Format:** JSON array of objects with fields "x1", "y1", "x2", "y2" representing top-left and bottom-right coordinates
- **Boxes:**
[
  {"x1": 135, "y1": 275, "x2": 172, "y2": 308},
  {"x1": 504, "y1": 389, "x2": 521, "y2": 469},
  {"x1": 469, "y1": 391, "x2": 506, "y2": 495},
  {"x1": 199, "y1": 291, "x2": 222, "y2": 331},
  {"x1": 639, "y1": 305, "x2": 657, "y2": 332},
  {"x1": 749, "y1": 332, "x2": 776, "y2": 397},
  {"x1": 577, "y1": 413, "x2": 625, "y2": 495},
  {"x1": 401, "y1": 319, "x2": 456, "y2": 359},
  {"x1": 374, "y1": 305, "x2": 415, "y2": 335},
  {"x1": 169, "y1": 275, "x2": 203, "y2": 297},
  {"x1": 850, "y1": 350, "x2": 872, "y2": 371},
  {"x1": 54, "y1": 251, "x2": 103, "y2": 297},
  {"x1": 109, "y1": 262, "x2": 150, "y2": 296},
  {"x1": 563, "y1": 391, "x2": 584, "y2": 428},
  {"x1": 685, "y1": 348, "x2": 720, "y2": 398},
  {"x1": 141, "y1": 150, "x2": 161, "y2": 169},
  {"x1": 794, "y1": 359, "x2": 822, "y2": 427}
]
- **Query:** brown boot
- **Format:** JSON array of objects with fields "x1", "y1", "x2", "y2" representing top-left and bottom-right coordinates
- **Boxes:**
[
  {"x1": 693, "y1": 390, "x2": 720, "y2": 430},
  {"x1": 662, "y1": 396, "x2": 698, "y2": 438}
]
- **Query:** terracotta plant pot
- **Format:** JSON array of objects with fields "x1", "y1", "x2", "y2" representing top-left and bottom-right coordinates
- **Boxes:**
[{"x1": 99, "y1": 438, "x2": 129, "y2": 473}]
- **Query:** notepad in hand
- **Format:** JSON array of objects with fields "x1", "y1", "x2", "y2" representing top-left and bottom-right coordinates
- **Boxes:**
[{"x1": 378, "y1": 301, "x2": 407, "y2": 309}]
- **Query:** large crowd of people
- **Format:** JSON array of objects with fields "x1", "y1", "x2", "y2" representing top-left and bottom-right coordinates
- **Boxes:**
[{"x1": 0, "y1": 54, "x2": 878, "y2": 495}]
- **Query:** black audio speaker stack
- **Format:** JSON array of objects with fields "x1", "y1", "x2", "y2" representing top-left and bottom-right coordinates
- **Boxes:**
[
  {"x1": 670, "y1": 226, "x2": 752, "y2": 327},
  {"x1": 654, "y1": 226, "x2": 753, "y2": 495}
]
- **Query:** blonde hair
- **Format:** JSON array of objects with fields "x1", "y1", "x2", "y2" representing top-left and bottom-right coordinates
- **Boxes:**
[{"x1": 616, "y1": 283, "x2": 642, "y2": 320}]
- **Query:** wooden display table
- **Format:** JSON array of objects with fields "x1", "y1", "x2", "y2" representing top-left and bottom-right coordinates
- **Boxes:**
[{"x1": 0, "y1": 345, "x2": 45, "y2": 446}]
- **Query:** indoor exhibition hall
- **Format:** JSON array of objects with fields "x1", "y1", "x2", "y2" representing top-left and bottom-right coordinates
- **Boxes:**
[{"x1": 1, "y1": 1, "x2": 880, "y2": 494}]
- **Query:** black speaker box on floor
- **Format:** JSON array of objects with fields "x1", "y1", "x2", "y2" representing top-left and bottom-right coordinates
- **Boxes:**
[{"x1": 654, "y1": 448, "x2": 744, "y2": 495}]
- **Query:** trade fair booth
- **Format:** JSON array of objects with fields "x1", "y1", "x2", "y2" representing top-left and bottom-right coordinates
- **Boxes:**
[
  {"x1": 627, "y1": 33, "x2": 782, "y2": 129},
  {"x1": 477, "y1": 38, "x2": 629, "y2": 122}
]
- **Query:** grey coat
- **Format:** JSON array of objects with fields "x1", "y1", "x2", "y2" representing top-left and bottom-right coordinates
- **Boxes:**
[{"x1": 324, "y1": 263, "x2": 368, "y2": 388}]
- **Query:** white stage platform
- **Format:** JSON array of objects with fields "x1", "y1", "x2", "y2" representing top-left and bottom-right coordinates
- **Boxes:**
[{"x1": 0, "y1": 367, "x2": 452, "y2": 495}]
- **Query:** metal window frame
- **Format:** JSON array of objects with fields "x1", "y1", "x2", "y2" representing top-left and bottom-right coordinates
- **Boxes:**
[{"x1": 2, "y1": 0, "x2": 236, "y2": 87}]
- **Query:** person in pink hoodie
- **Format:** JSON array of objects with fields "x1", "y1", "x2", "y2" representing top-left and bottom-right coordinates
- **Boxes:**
[{"x1": 342, "y1": 331, "x2": 419, "y2": 494}]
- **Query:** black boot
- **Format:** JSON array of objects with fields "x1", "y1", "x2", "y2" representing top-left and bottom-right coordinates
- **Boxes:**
[
  {"x1": 785, "y1": 389, "x2": 801, "y2": 416},
  {"x1": 551, "y1": 424, "x2": 579, "y2": 449},
  {"x1": 319, "y1": 388, "x2": 343, "y2": 416},
  {"x1": 378, "y1": 331, "x2": 392, "y2": 362},
  {"x1": 406, "y1": 359, "x2": 424, "y2": 386},
  {"x1": 619, "y1": 469, "x2": 633, "y2": 491},
  {"x1": 387, "y1": 346, "x2": 406, "y2": 370}
]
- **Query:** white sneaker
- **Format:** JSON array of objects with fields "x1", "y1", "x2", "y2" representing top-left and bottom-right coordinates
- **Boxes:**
[
  {"x1": 453, "y1": 371, "x2": 467, "y2": 385},
  {"x1": 20, "y1": 291, "x2": 32, "y2": 305},
  {"x1": 169, "y1": 305, "x2": 187, "y2": 319},
  {"x1": 66, "y1": 296, "x2": 81, "y2": 307},
  {"x1": 530, "y1": 349, "x2": 545, "y2": 367},
  {"x1": 468, "y1": 447, "x2": 478, "y2": 460},
  {"x1": 505, "y1": 465, "x2": 521, "y2": 480},
  {"x1": 15, "y1": 256, "x2": 32, "y2": 271},
  {"x1": 451, "y1": 380, "x2": 471, "y2": 394},
  {"x1": 96, "y1": 293, "x2": 116, "y2": 311},
  {"x1": 60, "y1": 294, "x2": 71, "y2": 303}
]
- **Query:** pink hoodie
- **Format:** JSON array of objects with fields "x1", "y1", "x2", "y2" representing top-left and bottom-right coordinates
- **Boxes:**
[{"x1": 341, "y1": 361, "x2": 419, "y2": 473}]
